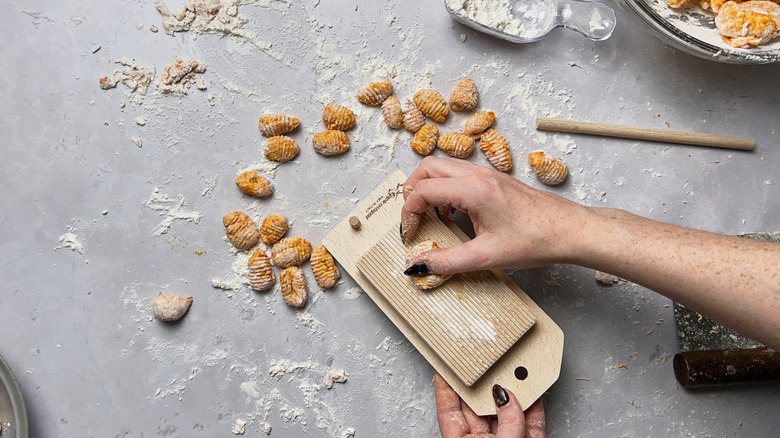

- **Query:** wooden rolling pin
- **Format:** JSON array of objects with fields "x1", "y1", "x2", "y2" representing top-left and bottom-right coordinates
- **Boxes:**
[
  {"x1": 673, "y1": 347, "x2": 780, "y2": 387},
  {"x1": 536, "y1": 117, "x2": 755, "y2": 151}
]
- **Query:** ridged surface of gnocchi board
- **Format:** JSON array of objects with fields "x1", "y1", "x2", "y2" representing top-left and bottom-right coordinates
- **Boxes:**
[
  {"x1": 357, "y1": 212, "x2": 537, "y2": 386},
  {"x1": 323, "y1": 170, "x2": 564, "y2": 416}
]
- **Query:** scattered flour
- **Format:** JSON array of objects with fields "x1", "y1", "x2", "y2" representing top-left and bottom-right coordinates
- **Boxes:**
[
  {"x1": 110, "y1": 58, "x2": 157, "y2": 104},
  {"x1": 342, "y1": 427, "x2": 356, "y2": 438},
  {"x1": 55, "y1": 227, "x2": 84, "y2": 254},
  {"x1": 142, "y1": 188, "x2": 203, "y2": 235},
  {"x1": 268, "y1": 359, "x2": 319, "y2": 379},
  {"x1": 154, "y1": 0, "x2": 284, "y2": 61}
]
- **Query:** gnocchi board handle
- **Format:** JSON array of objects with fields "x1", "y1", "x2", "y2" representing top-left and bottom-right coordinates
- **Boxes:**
[
  {"x1": 536, "y1": 117, "x2": 755, "y2": 151},
  {"x1": 322, "y1": 170, "x2": 564, "y2": 416}
]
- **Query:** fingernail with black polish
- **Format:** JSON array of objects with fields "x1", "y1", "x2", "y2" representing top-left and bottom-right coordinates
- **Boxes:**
[
  {"x1": 404, "y1": 262, "x2": 429, "y2": 276},
  {"x1": 399, "y1": 223, "x2": 406, "y2": 243},
  {"x1": 492, "y1": 384, "x2": 509, "y2": 408},
  {"x1": 434, "y1": 207, "x2": 442, "y2": 220}
]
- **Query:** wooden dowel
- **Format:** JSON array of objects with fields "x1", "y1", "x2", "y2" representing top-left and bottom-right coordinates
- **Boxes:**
[{"x1": 536, "y1": 117, "x2": 755, "y2": 151}]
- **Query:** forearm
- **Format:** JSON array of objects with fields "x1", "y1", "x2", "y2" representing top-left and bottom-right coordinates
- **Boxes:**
[{"x1": 569, "y1": 207, "x2": 780, "y2": 350}]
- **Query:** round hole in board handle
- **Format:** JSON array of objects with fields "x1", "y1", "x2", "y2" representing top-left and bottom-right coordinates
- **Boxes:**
[{"x1": 514, "y1": 366, "x2": 529, "y2": 381}]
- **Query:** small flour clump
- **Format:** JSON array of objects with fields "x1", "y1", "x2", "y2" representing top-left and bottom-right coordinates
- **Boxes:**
[
  {"x1": 446, "y1": 0, "x2": 525, "y2": 36},
  {"x1": 232, "y1": 418, "x2": 246, "y2": 435},
  {"x1": 157, "y1": 59, "x2": 207, "y2": 94},
  {"x1": 324, "y1": 368, "x2": 347, "y2": 389},
  {"x1": 113, "y1": 58, "x2": 156, "y2": 102}
]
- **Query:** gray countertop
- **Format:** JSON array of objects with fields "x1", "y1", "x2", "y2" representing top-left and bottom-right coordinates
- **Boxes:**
[{"x1": 1, "y1": 0, "x2": 778, "y2": 437}]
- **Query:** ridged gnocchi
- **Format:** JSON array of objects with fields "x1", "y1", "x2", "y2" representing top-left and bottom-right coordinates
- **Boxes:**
[
  {"x1": 437, "y1": 132, "x2": 475, "y2": 159},
  {"x1": 271, "y1": 236, "x2": 312, "y2": 268},
  {"x1": 260, "y1": 214, "x2": 288, "y2": 245},
  {"x1": 223, "y1": 211, "x2": 261, "y2": 251},
  {"x1": 248, "y1": 249, "x2": 275, "y2": 291},
  {"x1": 405, "y1": 240, "x2": 452, "y2": 290},
  {"x1": 258, "y1": 114, "x2": 300, "y2": 137},
  {"x1": 381, "y1": 95, "x2": 404, "y2": 129},
  {"x1": 152, "y1": 293, "x2": 193, "y2": 321},
  {"x1": 413, "y1": 88, "x2": 450, "y2": 123},
  {"x1": 410, "y1": 123, "x2": 439, "y2": 156},
  {"x1": 356, "y1": 80, "x2": 393, "y2": 106},
  {"x1": 528, "y1": 151, "x2": 568, "y2": 185},
  {"x1": 463, "y1": 111, "x2": 495, "y2": 136},
  {"x1": 449, "y1": 78, "x2": 478, "y2": 112},
  {"x1": 402, "y1": 98, "x2": 425, "y2": 133},
  {"x1": 280, "y1": 266, "x2": 308, "y2": 308},
  {"x1": 480, "y1": 129, "x2": 513, "y2": 172},
  {"x1": 322, "y1": 103, "x2": 356, "y2": 131},
  {"x1": 235, "y1": 171, "x2": 274, "y2": 198},
  {"x1": 310, "y1": 245, "x2": 340, "y2": 290},
  {"x1": 264, "y1": 135, "x2": 299, "y2": 162},
  {"x1": 312, "y1": 130, "x2": 350, "y2": 156}
]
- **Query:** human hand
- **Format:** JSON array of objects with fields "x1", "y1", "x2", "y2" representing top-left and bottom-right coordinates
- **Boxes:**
[
  {"x1": 434, "y1": 373, "x2": 546, "y2": 438},
  {"x1": 402, "y1": 156, "x2": 590, "y2": 275}
]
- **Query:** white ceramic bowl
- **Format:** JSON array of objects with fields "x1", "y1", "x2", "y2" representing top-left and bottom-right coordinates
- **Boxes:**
[{"x1": 623, "y1": 0, "x2": 780, "y2": 64}]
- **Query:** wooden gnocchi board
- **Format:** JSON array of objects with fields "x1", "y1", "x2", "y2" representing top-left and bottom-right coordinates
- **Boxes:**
[{"x1": 323, "y1": 170, "x2": 564, "y2": 415}]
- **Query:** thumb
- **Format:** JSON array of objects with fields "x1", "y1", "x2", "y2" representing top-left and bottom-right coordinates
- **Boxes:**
[
  {"x1": 406, "y1": 238, "x2": 493, "y2": 276},
  {"x1": 492, "y1": 385, "x2": 525, "y2": 438}
]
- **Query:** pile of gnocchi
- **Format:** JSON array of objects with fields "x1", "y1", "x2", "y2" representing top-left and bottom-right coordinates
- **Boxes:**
[
  {"x1": 225, "y1": 170, "x2": 341, "y2": 309},
  {"x1": 355, "y1": 78, "x2": 568, "y2": 186}
]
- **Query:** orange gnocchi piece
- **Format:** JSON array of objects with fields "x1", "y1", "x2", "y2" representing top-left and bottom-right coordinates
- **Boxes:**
[
  {"x1": 405, "y1": 240, "x2": 452, "y2": 290},
  {"x1": 310, "y1": 245, "x2": 340, "y2": 290},
  {"x1": 223, "y1": 211, "x2": 260, "y2": 251},
  {"x1": 322, "y1": 103, "x2": 356, "y2": 131},
  {"x1": 463, "y1": 111, "x2": 495, "y2": 136},
  {"x1": 271, "y1": 236, "x2": 312, "y2": 268},
  {"x1": 528, "y1": 151, "x2": 568, "y2": 185},
  {"x1": 235, "y1": 170, "x2": 273, "y2": 198},
  {"x1": 413, "y1": 88, "x2": 450, "y2": 123},
  {"x1": 248, "y1": 250, "x2": 275, "y2": 291},
  {"x1": 402, "y1": 98, "x2": 425, "y2": 133},
  {"x1": 258, "y1": 114, "x2": 300, "y2": 137},
  {"x1": 410, "y1": 123, "x2": 439, "y2": 156},
  {"x1": 449, "y1": 78, "x2": 478, "y2": 112},
  {"x1": 260, "y1": 214, "x2": 288, "y2": 245},
  {"x1": 356, "y1": 80, "x2": 393, "y2": 106},
  {"x1": 264, "y1": 135, "x2": 299, "y2": 162},
  {"x1": 280, "y1": 266, "x2": 307, "y2": 308},
  {"x1": 312, "y1": 130, "x2": 350, "y2": 156},
  {"x1": 480, "y1": 129, "x2": 513, "y2": 172},
  {"x1": 152, "y1": 293, "x2": 193, "y2": 321},
  {"x1": 381, "y1": 95, "x2": 404, "y2": 129},
  {"x1": 437, "y1": 132, "x2": 475, "y2": 159}
]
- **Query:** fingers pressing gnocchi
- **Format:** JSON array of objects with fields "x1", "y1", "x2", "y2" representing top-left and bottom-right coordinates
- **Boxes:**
[{"x1": 405, "y1": 240, "x2": 452, "y2": 290}]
